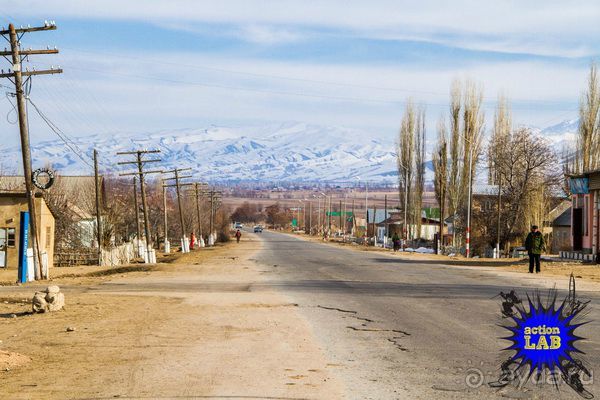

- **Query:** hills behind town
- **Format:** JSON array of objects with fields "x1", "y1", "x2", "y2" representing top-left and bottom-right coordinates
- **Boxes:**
[{"x1": 1, "y1": 119, "x2": 578, "y2": 183}]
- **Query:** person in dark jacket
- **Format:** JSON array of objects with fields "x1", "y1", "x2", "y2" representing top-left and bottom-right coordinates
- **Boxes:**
[
  {"x1": 392, "y1": 232, "x2": 401, "y2": 251},
  {"x1": 524, "y1": 225, "x2": 546, "y2": 273}
]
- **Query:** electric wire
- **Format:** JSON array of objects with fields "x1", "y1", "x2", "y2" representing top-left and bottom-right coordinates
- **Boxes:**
[{"x1": 27, "y1": 96, "x2": 94, "y2": 169}]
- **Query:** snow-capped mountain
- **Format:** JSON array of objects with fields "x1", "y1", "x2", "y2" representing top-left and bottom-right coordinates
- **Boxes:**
[
  {"x1": 534, "y1": 118, "x2": 578, "y2": 150},
  {"x1": 1, "y1": 122, "x2": 400, "y2": 183},
  {"x1": 0, "y1": 120, "x2": 578, "y2": 183}
]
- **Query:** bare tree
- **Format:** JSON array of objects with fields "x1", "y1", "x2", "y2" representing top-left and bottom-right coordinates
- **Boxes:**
[
  {"x1": 433, "y1": 117, "x2": 448, "y2": 252},
  {"x1": 414, "y1": 107, "x2": 426, "y2": 239},
  {"x1": 487, "y1": 95, "x2": 512, "y2": 251},
  {"x1": 493, "y1": 128, "x2": 561, "y2": 247},
  {"x1": 447, "y1": 80, "x2": 462, "y2": 244},
  {"x1": 577, "y1": 62, "x2": 600, "y2": 173},
  {"x1": 460, "y1": 80, "x2": 485, "y2": 210},
  {"x1": 397, "y1": 100, "x2": 415, "y2": 240}
]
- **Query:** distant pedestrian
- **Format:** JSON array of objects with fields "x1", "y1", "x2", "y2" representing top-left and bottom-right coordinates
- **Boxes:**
[
  {"x1": 392, "y1": 232, "x2": 401, "y2": 251},
  {"x1": 525, "y1": 225, "x2": 546, "y2": 273},
  {"x1": 235, "y1": 229, "x2": 242, "y2": 243}
]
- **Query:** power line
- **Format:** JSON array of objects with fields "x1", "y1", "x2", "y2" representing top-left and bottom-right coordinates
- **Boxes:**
[{"x1": 27, "y1": 96, "x2": 94, "y2": 169}]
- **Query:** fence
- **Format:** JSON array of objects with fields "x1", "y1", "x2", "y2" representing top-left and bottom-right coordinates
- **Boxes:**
[{"x1": 56, "y1": 241, "x2": 139, "y2": 267}]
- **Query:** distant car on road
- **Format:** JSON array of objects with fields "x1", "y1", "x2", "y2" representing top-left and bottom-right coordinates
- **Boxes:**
[
  {"x1": 253, "y1": 225, "x2": 263, "y2": 233},
  {"x1": 234, "y1": 222, "x2": 243, "y2": 229}
]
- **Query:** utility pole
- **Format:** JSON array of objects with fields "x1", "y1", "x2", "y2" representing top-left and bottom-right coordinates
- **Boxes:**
[
  {"x1": 351, "y1": 198, "x2": 355, "y2": 236},
  {"x1": 466, "y1": 145, "x2": 474, "y2": 258},
  {"x1": 308, "y1": 199, "x2": 312, "y2": 235},
  {"x1": 303, "y1": 201, "x2": 306, "y2": 233},
  {"x1": 163, "y1": 168, "x2": 192, "y2": 252},
  {"x1": 403, "y1": 167, "x2": 409, "y2": 250},
  {"x1": 339, "y1": 200, "x2": 342, "y2": 234},
  {"x1": 117, "y1": 150, "x2": 162, "y2": 263},
  {"x1": 1, "y1": 22, "x2": 62, "y2": 280},
  {"x1": 203, "y1": 188, "x2": 222, "y2": 246},
  {"x1": 162, "y1": 183, "x2": 169, "y2": 253},
  {"x1": 496, "y1": 174, "x2": 502, "y2": 258},
  {"x1": 328, "y1": 195, "x2": 332, "y2": 233},
  {"x1": 384, "y1": 194, "x2": 388, "y2": 247},
  {"x1": 132, "y1": 177, "x2": 142, "y2": 256},
  {"x1": 365, "y1": 181, "x2": 369, "y2": 233},
  {"x1": 192, "y1": 182, "x2": 208, "y2": 240},
  {"x1": 93, "y1": 149, "x2": 103, "y2": 266},
  {"x1": 373, "y1": 204, "x2": 378, "y2": 245}
]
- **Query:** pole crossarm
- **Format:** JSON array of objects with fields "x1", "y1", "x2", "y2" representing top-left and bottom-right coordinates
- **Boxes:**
[
  {"x1": 119, "y1": 170, "x2": 163, "y2": 176},
  {"x1": 163, "y1": 183, "x2": 193, "y2": 188},
  {"x1": 0, "y1": 68, "x2": 62, "y2": 78},
  {"x1": 116, "y1": 150, "x2": 161, "y2": 155},
  {"x1": 0, "y1": 24, "x2": 57, "y2": 35},
  {"x1": 0, "y1": 49, "x2": 58, "y2": 56}
]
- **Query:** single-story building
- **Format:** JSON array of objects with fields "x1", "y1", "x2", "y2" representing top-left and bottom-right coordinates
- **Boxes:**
[
  {"x1": 377, "y1": 210, "x2": 442, "y2": 241},
  {"x1": 0, "y1": 192, "x2": 55, "y2": 271},
  {"x1": 564, "y1": 171, "x2": 600, "y2": 262},
  {"x1": 551, "y1": 206, "x2": 571, "y2": 253}
]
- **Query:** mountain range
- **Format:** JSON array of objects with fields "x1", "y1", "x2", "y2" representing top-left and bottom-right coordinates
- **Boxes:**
[{"x1": 0, "y1": 120, "x2": 579, "y2": 183}]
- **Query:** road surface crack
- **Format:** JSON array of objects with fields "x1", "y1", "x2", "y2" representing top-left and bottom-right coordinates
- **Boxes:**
[
  {"x1": 347, "y1": 326, "x2": 410, "y2": 335},
  {"x1": 317, "y1": 305, "x2": 357, "y2": 314},
  {"x1": 388, "y1": 337, "x2": 409, "y2": 351}
]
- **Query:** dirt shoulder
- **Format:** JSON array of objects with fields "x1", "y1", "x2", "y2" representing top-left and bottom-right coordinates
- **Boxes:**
[{"x1": 0, "y1": 235, "x2": 343, "y2": 399}]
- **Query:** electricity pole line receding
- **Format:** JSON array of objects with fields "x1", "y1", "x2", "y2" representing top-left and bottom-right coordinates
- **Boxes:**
[
  {"x1": 0, "y1": 22, "x2": 62, "y2": 280},
  {"x1": 203, "y1": 188, "x2": 222, "y2": 245},
  {"x1": 163, "y1": 168, "x2": 193, "y2": 251},
  {"x1": 117, "y1": 150, "x2": 162, "y2": 263}
]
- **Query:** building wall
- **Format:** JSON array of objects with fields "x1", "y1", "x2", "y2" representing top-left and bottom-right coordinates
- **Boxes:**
[
  {"x1": 552, "y1": 227, "x2": 571, "y2": 253},
  {"x1": 0, "y1": 195, "x2": 54, "y2": 270},
  {"x1": 571, "y1": 193, "x2": 595, "y2": 253},
  {"x1": 36, "y1": 197, "x2": 55, "y2": 270}
]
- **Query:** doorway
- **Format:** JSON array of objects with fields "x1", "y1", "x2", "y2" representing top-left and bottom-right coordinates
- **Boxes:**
[{"x1": 573, "y1": 208, "x2": 583, "y2": 251}]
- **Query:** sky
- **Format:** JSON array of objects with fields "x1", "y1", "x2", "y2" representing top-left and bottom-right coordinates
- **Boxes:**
[{"x1": 0, "y1": 0, "x2": 598, "y2": 148}]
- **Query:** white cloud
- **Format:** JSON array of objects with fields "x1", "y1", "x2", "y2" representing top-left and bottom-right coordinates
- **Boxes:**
[
  {"x1": 5, "y1": 0, "x2": 600, "y2": 57},
  {"x1": 0, "y1": 48, "x2": 583, "y2": 149}
]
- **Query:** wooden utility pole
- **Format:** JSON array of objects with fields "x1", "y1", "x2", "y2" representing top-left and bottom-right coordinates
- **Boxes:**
[
  {"x1": 203, "y1": 188, "x2": 222, "y2": 245},
  {"x1": 373, "y1": 204, "x2": 378, "y2": 244},
  {"x1": 1, "y1": 23, "x2": 62, "y2": 280},
  {"x1": 351, "y1": 198, "x2": 355, "y2": 236},
  {"x1": 192, "y1": 182, "x2": 208, "y2": 238},
  {"x1": 93, "y1": 149, "x2": 103, "y2": 266},
  {"x1": 132, "y1": 177, "x2": 142, "y2": 252},
  {"x1": 117, "y1": 150, "x2": 162, "y2": 262},
  {"x1": 162, "y1": 184, "x2": 168, "y2": 244},
  {"x1": 384, "y1": 194, "x2": 388, "y2": 244},
  {"x1": 163, "y1": 168, "x2": 192, "y2": 241},
  {"x1": 308, "y1": 200, "x2": 312, "y2": 234},
  {"x1": 339, "y1": 200, "x2": 342, "y2": 232}
]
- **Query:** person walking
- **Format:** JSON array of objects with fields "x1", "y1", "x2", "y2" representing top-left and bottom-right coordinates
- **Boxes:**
[
  {"x1": 235, "y1": 229, "x2": 242, "y2": 243},
  {"x1": 525, "y1": 225, "x2": 545, "y2": 273}
]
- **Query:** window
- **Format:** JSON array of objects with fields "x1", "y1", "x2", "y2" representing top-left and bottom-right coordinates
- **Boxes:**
[
  {"x1": 46, "y1": 226, "x2": 52, "y2": 249},
  {"x1": 7, "y1": 228, "x2": 15, "y2": 247}
]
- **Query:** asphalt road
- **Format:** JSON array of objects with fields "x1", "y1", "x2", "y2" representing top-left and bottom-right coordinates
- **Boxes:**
[{"x1": 251, "y1": 229, "x2": 600, "y2": 400}]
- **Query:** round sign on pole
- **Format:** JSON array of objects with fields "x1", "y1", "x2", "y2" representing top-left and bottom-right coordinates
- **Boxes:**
[{"x1": 32, "y1": 168, "x2": 55, "y2": 190}]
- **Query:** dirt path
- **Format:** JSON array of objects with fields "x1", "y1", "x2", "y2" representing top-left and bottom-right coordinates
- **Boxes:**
[{"x1": 0, "y1": 234, "x2": 343, "y2": 399}]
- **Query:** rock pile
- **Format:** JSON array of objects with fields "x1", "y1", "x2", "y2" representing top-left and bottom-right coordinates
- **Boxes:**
[{"x1": 32, "y1": 286, "x2": 65, "y2": 313}]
